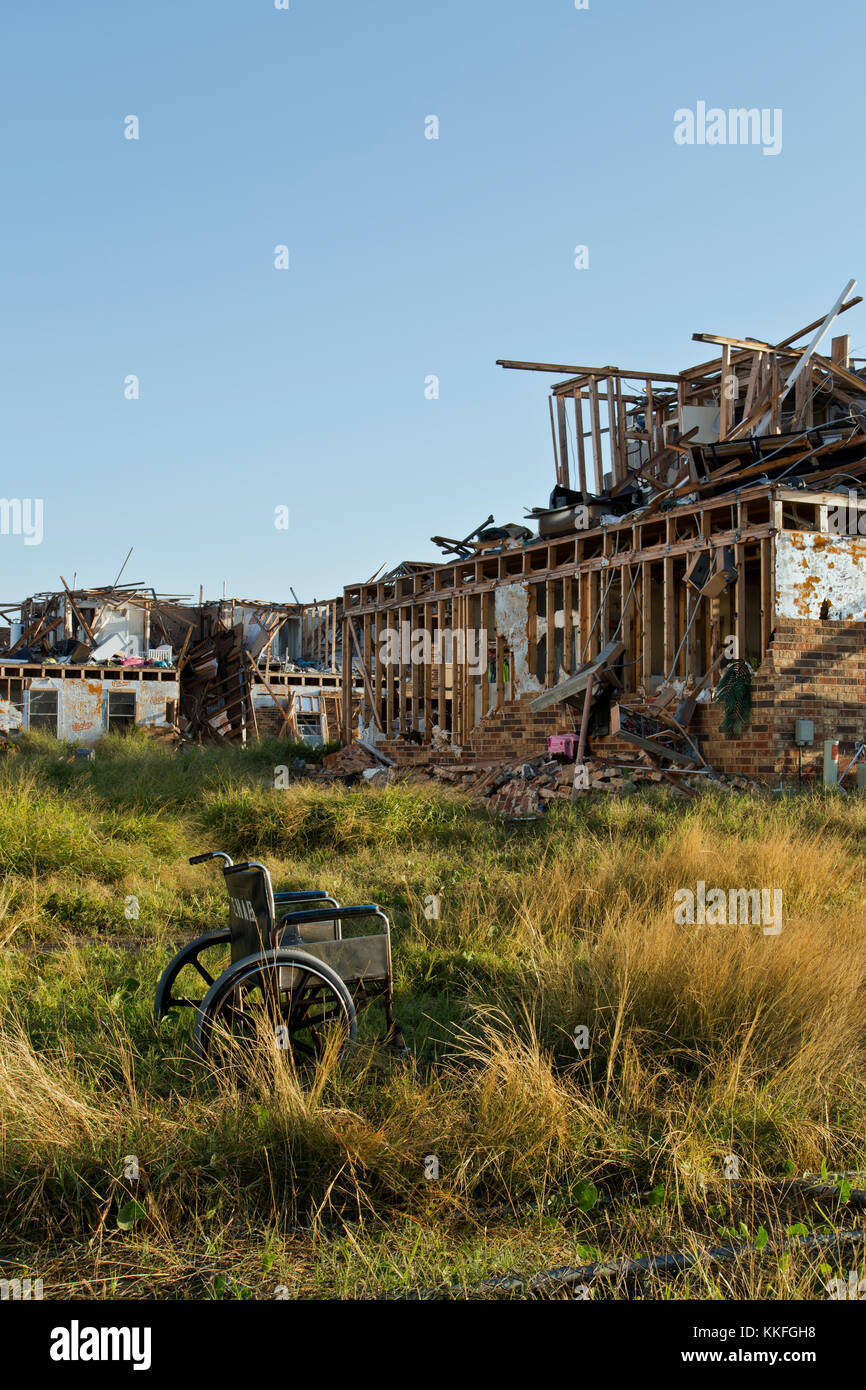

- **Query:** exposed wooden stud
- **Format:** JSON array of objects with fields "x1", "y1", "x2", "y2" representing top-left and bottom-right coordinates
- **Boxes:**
[
  {"x1": 438, "y1": 598, "x2": 447, "y2": 733},
  {"x1": 556, "y1": 394, "x2": 570, "y2": 490},
  {"x1": 572, "y1": 389, "x2": 587, "y2": 493},
  {"x1": 588, "y1": 377, "x2": 604, "y2": 493},
  {"x1": 606, "y1": 376, "x2": 619, "y2": 486},
  {"x1": 527, "y1": 584, "x2": 538, "y2": 683},
  {"x1": 549, "y1": 396, "x2": 560, "y2": 483},
  {"x1": 641, "y1": 561, "x2": 652, "y2": 690},
  {"x1": 563, "y1": 573, "x2": 574, "y2": 672},
  {"x1": 545, "y1": 578, "x2": 555, "y2": 688},
  {"x1": 760, "y1": 536, "x2": 772, "y2": 655},
  {"x1": 719, "y1": 345, "x2": 731, "y2": 439},
  {"x1": 735, "y1": 542, "x2": 747, "y2": 662}
]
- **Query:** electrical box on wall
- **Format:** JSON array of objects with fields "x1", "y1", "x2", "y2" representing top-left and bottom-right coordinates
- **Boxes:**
[{"x1": 794, "y1": 719, "x2": 814, "y2": 746}]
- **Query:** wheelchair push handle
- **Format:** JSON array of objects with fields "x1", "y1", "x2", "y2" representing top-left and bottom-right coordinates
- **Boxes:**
[{"x1": 189, "y1": 851, "x2": 234, "y2": 867}]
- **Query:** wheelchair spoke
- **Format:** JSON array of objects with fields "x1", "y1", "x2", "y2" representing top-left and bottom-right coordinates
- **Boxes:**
[
  {"x1": 195, "y1": 950, "x2": 357, "y2": 1070},
  {"x1": 192, "y1": 959, "x2": 215, "y2": 986}
]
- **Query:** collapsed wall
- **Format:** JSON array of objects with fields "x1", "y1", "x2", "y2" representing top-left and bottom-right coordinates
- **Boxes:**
[{"x1": 372, "y1": 616, "x2": 866, "y2": 787}]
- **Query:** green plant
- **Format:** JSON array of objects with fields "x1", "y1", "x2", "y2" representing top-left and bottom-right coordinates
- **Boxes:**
[{"x1": 714, "y1": 659, "x2": 753, "y2": 739}]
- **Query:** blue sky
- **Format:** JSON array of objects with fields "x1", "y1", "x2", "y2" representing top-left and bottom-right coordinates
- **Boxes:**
[{"x1": 2, "y1": 0, "x2": 864, "y2": 604}]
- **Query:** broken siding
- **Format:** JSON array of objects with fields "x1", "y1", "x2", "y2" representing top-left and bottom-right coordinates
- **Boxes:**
[{"x1": 775, "y1": 531, "x2": 866, "y2": 621}]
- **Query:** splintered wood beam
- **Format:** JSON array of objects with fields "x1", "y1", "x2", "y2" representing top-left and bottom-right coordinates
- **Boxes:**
[
  {"x1": 609, "y1": 706, "x2": 702, "y2": 766},
  {"x1": 742, "y1": 350, "x2": 763, "y2": 416},
  {"x1": 756, "y1": 278, "x2": 858, "y2": 434},
  {"x1": 246, "y1": 652, "x2": 292, "y2": 737},
  {"x1": 528, "y1": 638, "x2": 624, "y2": 712},
  {"x1": 685, "y1": 296, "x2": 862, "y2": 379},
  {"x1": 497, "y1": 359, "x2": 681, "y2": 382},
  {"x1": 810, "y1": 351, "x2": 866, "y2": 398},
  {"x1": 575, "y1": 673, "x2": 594, "y2": 766},
  {"x1": 59, "y1": 577, "x2": 97, "y2": 645},
  {"x1": 724, "y1": 373, "x2": 779, "y2": 441}
]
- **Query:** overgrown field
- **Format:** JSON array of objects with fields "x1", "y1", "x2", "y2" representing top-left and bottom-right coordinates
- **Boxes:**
[{"x1": 1, "y1": 730, "x2": 865, "y2": 1299}]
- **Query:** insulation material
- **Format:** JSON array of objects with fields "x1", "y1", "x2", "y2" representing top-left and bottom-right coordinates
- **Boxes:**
[
  {"x1": 775, "y1": 531, "x2": 866, "y2": 621},
  {"x1": 494, "y1": 582, "x2": 542, "y2": 695}
]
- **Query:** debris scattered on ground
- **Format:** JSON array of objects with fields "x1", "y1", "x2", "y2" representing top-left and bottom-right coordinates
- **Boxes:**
[{"x1": 418, "y1": 748, "x2": 759, "y2": 813}]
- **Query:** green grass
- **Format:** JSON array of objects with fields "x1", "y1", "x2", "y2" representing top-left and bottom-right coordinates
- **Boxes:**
[{"x1": 1, "y1": 734, "x2": 865, "y2": 1299}]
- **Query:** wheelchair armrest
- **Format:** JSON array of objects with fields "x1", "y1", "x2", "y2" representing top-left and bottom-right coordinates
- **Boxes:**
[
  {"x1": 279, "y1": 904, "x2": 389, "y2": 937},
  {"x1": 280, "y1": 904, "x2": 379, "y2": 923},
  {"x1": 274, "y1": 891, "x2": 337, "y2": 907}
]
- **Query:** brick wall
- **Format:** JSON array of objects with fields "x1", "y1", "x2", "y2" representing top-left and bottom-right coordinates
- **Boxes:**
[
  {"x1": 468, "y1": 700, "x2": 579, "y2": 760},
  {"x1": 254, "y1": 704, "x2": 290, "y2": 738},
  {"x1": 691, "y1": 618, "x2": 866, "y2": 783},
  {"x1": 376, "y1": 619, "x2": 866, "y2": 782}
]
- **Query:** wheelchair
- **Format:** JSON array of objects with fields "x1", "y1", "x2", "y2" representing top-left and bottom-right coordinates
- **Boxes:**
[{"x1": 154, "y1": 851, "x2": 403, "y2": 1067}]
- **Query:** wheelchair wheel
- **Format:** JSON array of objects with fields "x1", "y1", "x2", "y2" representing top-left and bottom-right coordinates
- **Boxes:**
[
  {"x1": 154, "y1": 927, "x2": 233, "y2": 1019},
  {"x1": 193, "y1": 948, "x2": 358, "y2": 1068}
]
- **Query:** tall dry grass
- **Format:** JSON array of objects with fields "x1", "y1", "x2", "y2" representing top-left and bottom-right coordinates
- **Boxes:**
[{"x1": 1, "y1": 737, "x2": 865, "y2": 1294}]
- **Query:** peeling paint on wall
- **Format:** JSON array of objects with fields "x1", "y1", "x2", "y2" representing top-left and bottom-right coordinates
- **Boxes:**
[
  {"x1": 26, "y1": 677, "x2": 179, "y2": 746},
  {"x1": 494, "y1": 582, "x2": 542, "y2": 695},
  {"x1": 775, "y1": 531, "x2": 866, "y2": 621},
  {"x1": 0, "y1": 699, "x2": 22, "y2": 733}
]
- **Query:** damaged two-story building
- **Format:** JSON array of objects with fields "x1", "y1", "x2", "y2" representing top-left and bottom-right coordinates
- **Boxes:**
[
  {"x1": 0, "y1": 583, "x2": 355, "y2": 748},
  {"x1": 340, "y1": 283, "x2": 866, "y2": 784}
]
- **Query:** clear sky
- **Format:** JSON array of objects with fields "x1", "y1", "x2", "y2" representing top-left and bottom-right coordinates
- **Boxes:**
[{"x1": 2, "y1": 0, "x2": 865, "y2": 605}]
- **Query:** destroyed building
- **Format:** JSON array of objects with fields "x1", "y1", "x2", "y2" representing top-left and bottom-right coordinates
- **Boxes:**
[
  {"x1": 0, "y1": 583, "x2": 352, "y2": 748},
  {"x1": 4, "y1": 286, "x2": 866, "y2": 784},
  {"x1": 340, "y1": 284, "x2": 866, "y2": 785}
]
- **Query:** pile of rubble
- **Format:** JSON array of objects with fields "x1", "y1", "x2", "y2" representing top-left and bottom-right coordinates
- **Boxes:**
[
  {"x1": 423, "y1": 752, "x2": 756, "y2": 815},
  {"x1": 318, "y1": 739, "x2": 396, "y2": 784}
]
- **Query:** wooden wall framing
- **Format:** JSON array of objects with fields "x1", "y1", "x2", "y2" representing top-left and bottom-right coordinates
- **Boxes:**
[{"x1": 339, "y1": 480, "x2": 825, "y2": 745}]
